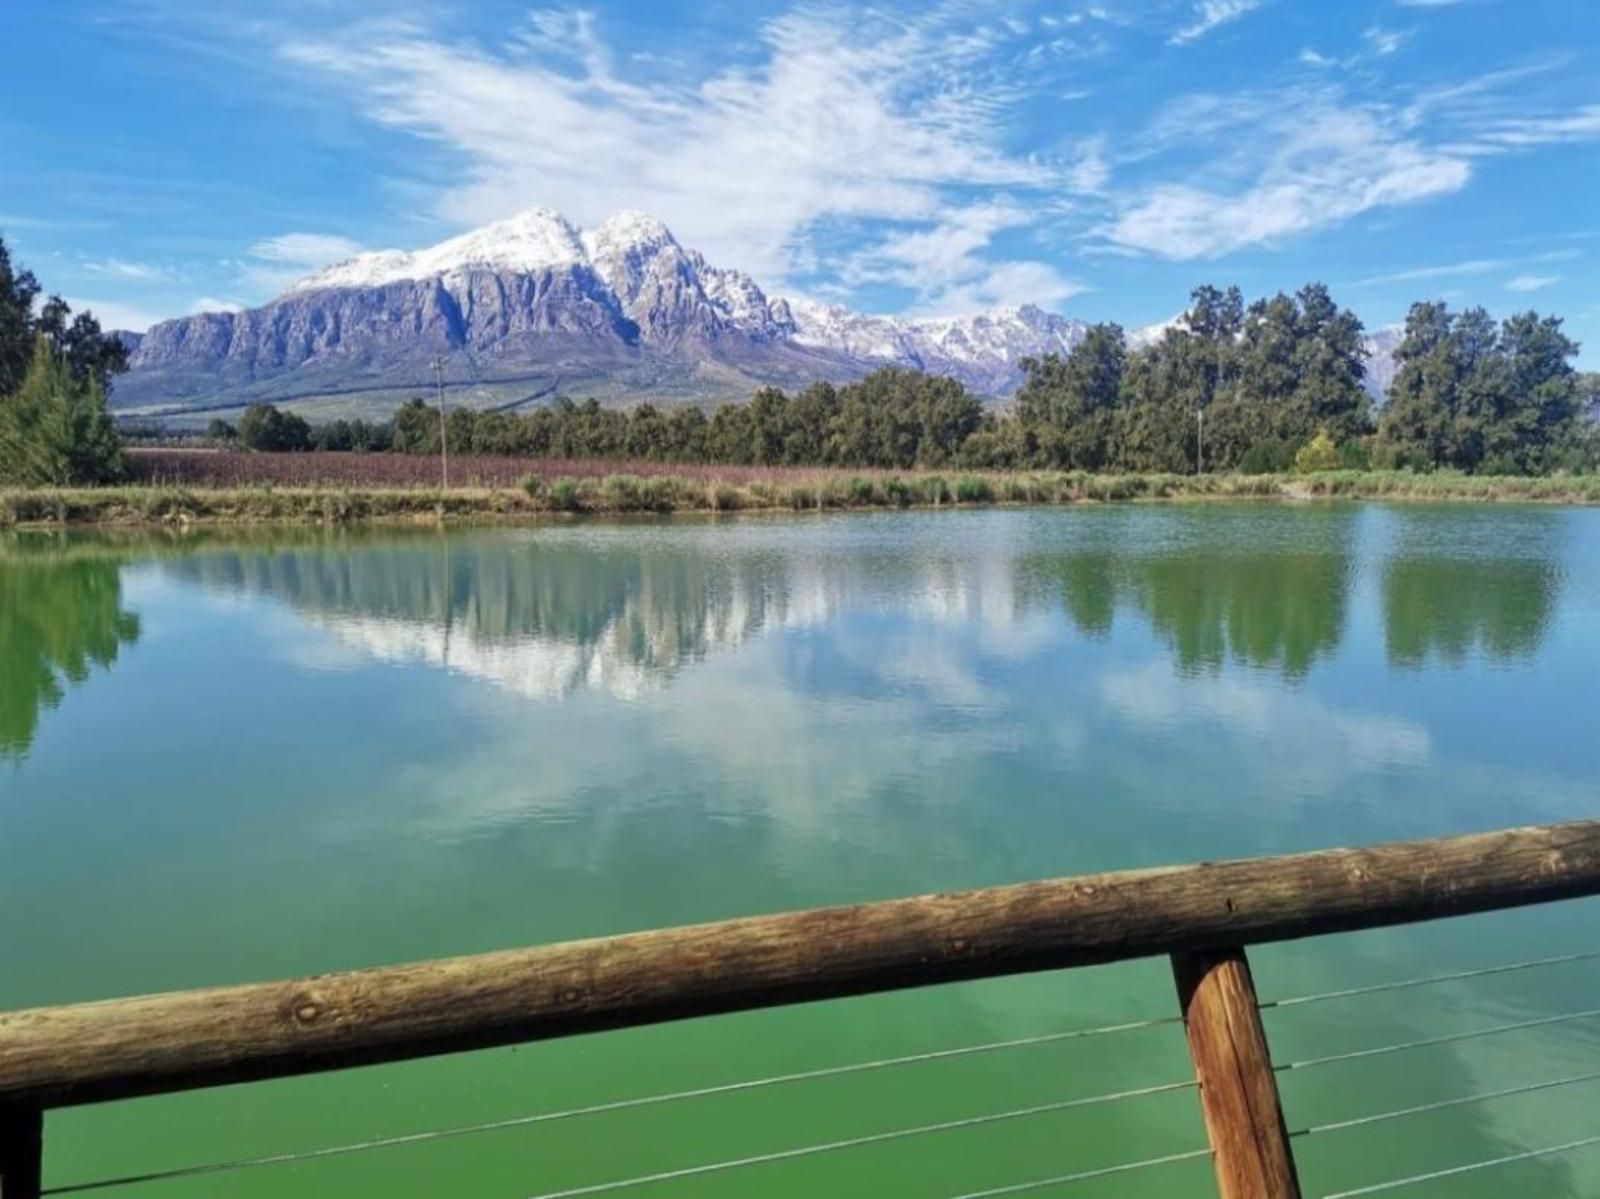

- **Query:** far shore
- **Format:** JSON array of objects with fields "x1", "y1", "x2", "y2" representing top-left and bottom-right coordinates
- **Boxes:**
[{"x1": 6, "y1": 468, "x2": 1600, "y2": 529}]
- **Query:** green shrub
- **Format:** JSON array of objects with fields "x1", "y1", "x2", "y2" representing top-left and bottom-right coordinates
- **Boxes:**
[
  {"x1": 848, "y1": 476, "x2": 876, "y2": 506},
  {"x1": 1294, "y1": 430, "x2": 1343, "y2": 474},
  {"x1": 1338, "y1": 440, "x2": 1372, "y2": 471},
  {"x1": 1238, "y1": 440, "x2": 1296, "y2": 474},
  {"x1": 601, "y1": 475, "x2": 644, "y2": 511},
  {"x1": 883, "y1": 477, "x2": 913, "y2": 508},
  {"x1": 954, "y1": 477, "x2": 994, "y2": 503},
  {"x1": 548, "y1": 478, "x2": 582, "y2": 512}
]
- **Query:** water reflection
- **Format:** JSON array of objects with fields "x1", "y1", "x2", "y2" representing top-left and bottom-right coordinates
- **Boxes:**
[
  {"x1": 0, "y1": 539, "x2": 140, "y2": 759},
  {"x1": 0, "y1": 507, "x2": 1575, "y2": 759},
  {"x1": 1028, "y1": 519, "x2": 1355, "y2": 679},
  {"x1": 1381, "y1": 509, "x2": 1563, "y2": 669}
]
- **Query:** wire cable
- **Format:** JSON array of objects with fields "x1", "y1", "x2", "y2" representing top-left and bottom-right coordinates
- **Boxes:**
[
  {"x1": 1288, "y1": 1070, "x2": 1600, "y2": 1138},
  {"x1": 520, "y1": 1080, "x2": 1198, "y2": 1199},
  {"x1": 1275, "y1": 1006, "x2": 1600, "y2": 1072},
  {"x1": 1261, "y1": 949, "x2": 1600, "y2": 1011},
  {"x1": 41, "y1": 1017, "x2": 1183, "y2": 1195},
  {"x1": 1322, "y1": 1132, "x2": 1600, "y2": 1198},
  {"x1": 944, "y1": 1146, "x2": 1213, "y2": 1198}
]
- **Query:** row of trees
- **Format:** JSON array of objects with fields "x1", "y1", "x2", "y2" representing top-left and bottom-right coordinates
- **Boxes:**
[
  {"x1": 211, "y1": 409, "x2": 392, "y2": 453},
  {"x1": 340, "y1": 285, "x2": 1586, "y2": 475},
  {"x1": 378, "y1": 368, "x2": 986, "y2": 469},
  {"x1": 0, "y1": 237, "x2": 127, "y2": 485}
]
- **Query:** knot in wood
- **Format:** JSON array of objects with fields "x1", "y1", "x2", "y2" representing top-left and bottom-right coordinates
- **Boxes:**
[{"x1": 288, "y1": 993, "x2": 324, "y2": 1025}]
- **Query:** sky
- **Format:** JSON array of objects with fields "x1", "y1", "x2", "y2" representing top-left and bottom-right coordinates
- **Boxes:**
[{"x1": 2, "y1": 0, "x2": 1597, "y2": 363}]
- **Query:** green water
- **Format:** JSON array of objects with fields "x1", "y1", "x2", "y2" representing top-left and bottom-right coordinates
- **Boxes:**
[{"x1": 4, "y1": 504, "x2": 1600, "y2": 1198}]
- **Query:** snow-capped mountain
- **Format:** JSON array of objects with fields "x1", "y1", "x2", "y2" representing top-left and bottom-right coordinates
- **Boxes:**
[{"x1": 114, "y1": 207, "x2": 1392, "y2": 415}]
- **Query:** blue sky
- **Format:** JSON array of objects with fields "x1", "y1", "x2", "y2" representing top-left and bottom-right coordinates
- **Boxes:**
[{"x1": 3, "y1": 0, "x2": 1597, "y2": 362}]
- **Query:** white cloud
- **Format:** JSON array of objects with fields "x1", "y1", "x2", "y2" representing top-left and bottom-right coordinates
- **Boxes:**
[
  {"x1": 1363, "y1": 26, "x2": 1408, "y2": 56},
  {"x1": 247, "y1": 233, "x2": 365, "y2": 265},
  {"x1": 1505, "y1": 273, "x2": 1560, "y2": 292},
  {"x1": 1299, "y1": 48, "x2": 1334, "y2": 67},
  {"x1": 1103, "y1": 101, "x2": 1470, "y2": 259},
  {"x1": 841, "y1": 200, "x2": 1086, "y2": 313},
  {"x1": 1169, "y1": 0, "x2": 1265, "y2": 46},
  {"x1": 1473, "y1": 105, "x2": 1600, "y2": 149},
  {"x1": 190, "y1": 295, "x2": 246, "y2": 314},
  {"x1": 234, "y1": 232, "x2": 367, "y2": 296},
  {"x1": 82, "y1": 258, "x2": 166, "y2": 281},
  {"x1": 281, "y1": 8, "x2": 1054, "y2": 290},
  {"x1": 60, "y1": 296, "x2": 166, "y2": 334},
  {"x1": 1357, "y1": 247, "x2": 1580, "y2": 286},
  {"x1": 920, "y1": 260, "x2": 1088, "y2": 314}
]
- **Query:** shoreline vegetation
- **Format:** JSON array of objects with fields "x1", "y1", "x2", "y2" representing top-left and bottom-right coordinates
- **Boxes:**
[{"x1": 7, "y1": 465, "x2": 1600, "y2": 529}]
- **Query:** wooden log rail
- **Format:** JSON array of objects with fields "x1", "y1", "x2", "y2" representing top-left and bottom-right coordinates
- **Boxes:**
[{"x1": 4, "y1": 819, "x2": 1600, "y2": 1199}]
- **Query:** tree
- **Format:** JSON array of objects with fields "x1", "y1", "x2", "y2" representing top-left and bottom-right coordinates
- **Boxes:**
[
  {"x1": 1, "y1": 236, "x2": 128, "y2": 395},
  {"x1": 1013, "y1": 324, "x2": 1125, "y2": 469},
  {"x1": 238, "y1": 403, "x2": 312, "y2": 452},
  {"x1": 391, "y1": 398, "x2": 437, "y2": 454},
  {"x1": 1376, "y1": 302, "x2": 1581, "y2": 473},
  {"x1": 206, "y1": 418, "x2": 237, "y2": 443},
  {"x1": 0, "y1": 337, "x2": 124, "y2": 484}
]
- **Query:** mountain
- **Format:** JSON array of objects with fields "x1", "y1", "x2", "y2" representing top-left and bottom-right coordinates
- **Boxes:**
[{"x1": 113, "y1": 207, "x2": 1394, "y2": 417}]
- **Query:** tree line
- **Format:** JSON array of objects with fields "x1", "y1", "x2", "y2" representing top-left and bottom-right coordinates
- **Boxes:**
[{"x1": 231, "y1": 282, "x2": 1592, "y2": 475}]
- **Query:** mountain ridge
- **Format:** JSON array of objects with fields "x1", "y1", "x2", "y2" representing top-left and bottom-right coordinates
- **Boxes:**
[{"x1": 113, "y1": 207, "x2": 1394, "y2": 416}]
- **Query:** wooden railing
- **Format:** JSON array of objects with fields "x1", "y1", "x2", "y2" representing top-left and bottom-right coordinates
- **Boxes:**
[{"x1": 4, "y1": 819, "x2": 1600, "y2": 1199}]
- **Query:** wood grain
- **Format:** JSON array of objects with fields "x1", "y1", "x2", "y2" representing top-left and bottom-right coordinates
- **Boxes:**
[
  {"x1": 4, "y1": 819, "x2": 1599, "y2": 1109},
  {"x1": 1174, "y1": 948, "x2": 1300, "y2": 1199}
]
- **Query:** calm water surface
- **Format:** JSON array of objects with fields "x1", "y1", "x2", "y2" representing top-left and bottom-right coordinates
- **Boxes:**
[{"x1": 4, "y1": 504, "x2": 1599, "y2": 1197}]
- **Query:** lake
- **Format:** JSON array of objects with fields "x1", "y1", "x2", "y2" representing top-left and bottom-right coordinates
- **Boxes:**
[{"x1": 4, "y1": 503, "x2": 1600, "y2": 1197}]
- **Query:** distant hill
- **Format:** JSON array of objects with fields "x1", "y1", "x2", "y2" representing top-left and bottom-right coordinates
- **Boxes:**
[{"x1": 112, "y1": 207, "x2": 1397, "y2": 417}]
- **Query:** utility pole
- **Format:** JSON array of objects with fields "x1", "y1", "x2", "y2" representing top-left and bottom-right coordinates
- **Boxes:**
[
  {"x1": 1196, "y1": 406, "x2": 1205, "y2": 475},
  {"x1": 431, "y1": 356, "x2": 448, "y2": 491}
]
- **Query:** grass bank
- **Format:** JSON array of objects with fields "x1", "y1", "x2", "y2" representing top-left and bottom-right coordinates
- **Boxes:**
[{"x1": 6, "y1": 468, "x2": 1600, "y2": 529}]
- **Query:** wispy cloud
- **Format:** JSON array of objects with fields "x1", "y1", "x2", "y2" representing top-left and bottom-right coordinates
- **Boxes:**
[
  {"x1": 1170, "y1": 0, "x2": 1265, "y2": 46},
  {"x1": 248, "y1": 233, "x2": 364, "y2": 265},
  {"x1": 1103, "y1": 95, "x2": 1470, "y2": 258},
  {"x1": 82, "y1": 257, "x2": 167, "y2": 281},
  {"x1": 1505, "y1": 273, "x2": 1560, "y2": 292},
  {"x1": 234, "y1": 231, "x2": 366, "y2": 295},
  {"x1": 1364, "y1": 26, "x2": 1409, "y2": 56},
  {"x1": 1473, "y1": 104, "x2": 1600, "y2": 148},
  {"x1": 189, "y1": 295, "x2": 246, "y2": 314},
  {"x1": 841, "y1": 199, "x2": 1086, "y2": 314},
  {"x1": 280, "y1": 8, "x2": 1059, "y2": 291},
  {"x1": 1357, "y1": 247, "x2": 1580, "y2": 286}
]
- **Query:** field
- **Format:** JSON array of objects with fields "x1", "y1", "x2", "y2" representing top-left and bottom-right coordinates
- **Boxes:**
[{"x1": 124, "y1": 448, "x2": 871, "y2": 489}]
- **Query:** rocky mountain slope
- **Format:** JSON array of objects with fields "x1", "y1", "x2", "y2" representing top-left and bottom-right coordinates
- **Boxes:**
[{"x1": 114, "y1": 208, "x2": 1394, "y2": 415}]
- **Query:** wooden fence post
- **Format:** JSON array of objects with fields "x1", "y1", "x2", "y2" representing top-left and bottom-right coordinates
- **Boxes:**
[
  {"x1": 1172, "y1": 946, "x2": 1300, "y2": 1199},
  {"x1": 0, "y1": 1107, "x2": 42, "y2": 1199}
]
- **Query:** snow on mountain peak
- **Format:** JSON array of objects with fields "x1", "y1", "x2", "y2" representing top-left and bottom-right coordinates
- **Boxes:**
[
  {"x1": 292, "y1": 207, "x2": 587, "y2": 293},
  {"x1": 584, "y1": 210, "x2": 677, "y2": 256}
]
